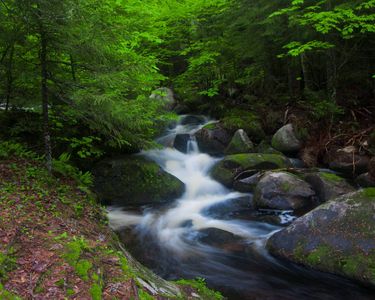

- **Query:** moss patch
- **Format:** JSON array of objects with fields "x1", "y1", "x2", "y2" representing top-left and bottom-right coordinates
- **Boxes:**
[{"x1": 320, "y1": 172, "x2": 344, "y2": 183}]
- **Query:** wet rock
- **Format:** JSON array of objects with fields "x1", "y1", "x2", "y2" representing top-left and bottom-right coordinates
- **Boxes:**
[
  {"x1": 267, "y1": 188, "x2": 375, "y2": 287},
  {"x1": 93, "y1": 155, "x2": 184, "y2": 206},
  {"x1": 271, "y1": 124, "x2": 302, "y2": 153},
  {"x1": 254, "y1": 171, "x2": 316, "y2": 210},
  {"x1": 233, "y1": 172, "x2": 262, "y2": 193},
  {"x1": 325, "y1": 146, "x2": 370, "y2": 176},
  {"x1": 173, "y1": 134, "x2": 191, "y2": 153},
  {"x1": 356, "y1": 172, "x2": 375, "y2": 188},
  {"x1": 225, "y1": 129, "x2": 254, "y2": 155},
  {"x1": 210, "y1": 153, "x2": 291, "y2": 187},
  {"x1": 198, "y1": 228, "x2": 243, "y2": 248},
  {"x1": 304, "y1": 171, "x2": 355, "y2": 202},
  {"x1": 203, "y1": 196, "x2": 253, "y2": 219},
  {"x1": 288, "y1": 158, "x2": 305, "y2": 168},
  {"x1": 195, "y1": 122, "x2": 231, "y2": 155}
]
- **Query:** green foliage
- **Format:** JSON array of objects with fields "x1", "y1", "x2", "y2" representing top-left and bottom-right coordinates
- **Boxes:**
[
  {"x1": 0, "y1": 141, "x2": 39, "y2": 160},
  {"x1": 63, "y1": 237, "x2": 89, "y2": 266},
  {"x1": 52, "y1": 153, "x2": 93, "y2": 188},
  {"x1": 89, "y1": 283, "x2": 102, "y2": 300},
  {"x1": 0, "y1": 248, "x2": 17, "y2": 281},
  {"x1": 75, "y1": 259, "x2": 93, "y2": 281},
  {"x1": 0, "y1": 283, "x2": 21, "y2": 300}
]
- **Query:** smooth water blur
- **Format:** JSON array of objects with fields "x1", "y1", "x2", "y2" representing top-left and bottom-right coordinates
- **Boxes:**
[{"x1": 107, "y1": 116, "x2": 375, "y2": 300}]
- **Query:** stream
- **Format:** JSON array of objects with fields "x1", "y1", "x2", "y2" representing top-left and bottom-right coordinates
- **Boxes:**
[{"x1": 107, "y1": 116, "x2": 375, "y2": 300}]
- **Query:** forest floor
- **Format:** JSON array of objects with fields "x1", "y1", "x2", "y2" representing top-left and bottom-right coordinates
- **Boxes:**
[{"x1": 0, "y1": 157, "x2": 221, "y2": 300}]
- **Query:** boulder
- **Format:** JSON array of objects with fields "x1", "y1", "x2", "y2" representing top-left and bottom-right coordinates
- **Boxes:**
[
  {"x1": 203, "y1": 196, "x2": 253, "y2": 219},
  {"x1": 304, "y1": 171, "x2": 355, "y2": 202},
  {"x1": 225, "y1": 129, "x2": 254, "y2": 155},
  {"x1": 356, "y1": 172, "x2": 375, "y2": 188},
  {"x1": 271, "y1": 124, "x2": 302, "y2": 153},
  {"x1": 210, "y1": 153, "x2": 291, "y2": 187},
  {"x1": 173, "y1": 134, "x2": 191, "y2": 153},
  {"x1": 195, "y1": 123, "x2": 231, "y2": 155},
  {"x1": 267, "y1": 188, "x2": 375, "y2": 287},
  {"x1": 150, "y1": 87, "x2": 175, "y2": 110},
  {"x1": 253, "y1": 172, "x2": 316, "y2": 210},
  {"x1": 93, "y1": 155, "x2": 184, "y2": 206},
  {"x1": 369, "y1": 157, "x2": 375, "y2": 178},
  {"x1": 325, "y1": 146, "x2": 370, "y2": 176},
  {"x1": 198, "y1": 228, "x2": 243, "y2": 249},
  {"x1": 233, "y1": 172, "x2": 262, "y2": 193}
]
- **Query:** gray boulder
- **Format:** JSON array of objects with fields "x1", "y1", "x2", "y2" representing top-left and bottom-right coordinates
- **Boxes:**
[
  {"x1": 93, "y1": 155, "x2": 184, "y2": 206},
  {"x1": 325, "y1": 146, "x2": 370, "y2": 176},
  {"x1": 267, "y1": 188, "x2": 375, "y2": 287},
  {"x1": 254, "y1": 171, "x2": 316, "y2": 210},
  {"x1": 271, "y1": 124, "x2": 302, "y2": 153},
  {"x1": 195, "y1": 123, "x2": 231, "y2": 155},
  {"x1": 233, "y1": 172, "x2": 262, "y2": 193},
  {"x1": 210, "y1": 153, "x2": 291, "y2": 187},
  {"x1": 304, "y1": 171, "x2": 355, "y2": 202},
  {"x1": 356, "y1": 172, "x2": 375, "y2": 188},
  {"x1": 225, "y1": 129, "x2": 254, "y2": 155}
]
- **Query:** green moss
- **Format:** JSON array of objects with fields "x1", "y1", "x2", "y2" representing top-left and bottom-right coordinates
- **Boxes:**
[
  {"x1": 89, "y1": 283, "x2": 102, "y2": 300},
  {"x1": 203, "y1": 123, "x2": 216, "y2": 130},
  {"x1": 0, "y1": 283, "x2": 21, "y2": 300},
  {"x1": 138, "y1": 289, "x2": 155, "y2": 300},
  {"x1": 176, "y1": 278, "x2": 223, "y2": 300},
  {"x1": 306, "y1": 245, "x2": 332, "y2": 266},
  {"x1": 361, "y1": 188, "x2": 375, "y2": 198},
  {"x1": 320, "y1": 172, "x2": 344, "y2": 183},
  {"x1": 0, "y1": 248, "x2": 17, "y2": 281},
  {"x1": 75, "y1": 259, "x2": 92, "y2": 281},
  {"x1": 66, "y1": 288, "x2": 75, "y2": 296}
]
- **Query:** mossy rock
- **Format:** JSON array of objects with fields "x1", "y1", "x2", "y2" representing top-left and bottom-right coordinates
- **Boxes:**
[
  {"x1": 210, "y1": 153, "x2": 291, "y2": 187},
  {"x1": 225, "y1": 129, "x2": 254, "y2": 155},
  {"x1": 254, "y1": 171, "x2": 316, "y2": 210},
  {"x1": 304, "y1": 171, "x2": 355, "y2": 202},
  {"x1": 93, "y1": 155, "x2": 184, "y2": 206},
  {"x1": 267, "y1": 188, "x2": 375, "y2": 287},
  {"x1": 195, "y1": 122, "x2": 231, "y2": 155}
]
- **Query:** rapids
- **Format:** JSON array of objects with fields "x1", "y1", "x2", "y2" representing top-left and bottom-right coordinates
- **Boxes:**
[{"x1": 107, "y1": 116, "x2": 375, "y2": 300}]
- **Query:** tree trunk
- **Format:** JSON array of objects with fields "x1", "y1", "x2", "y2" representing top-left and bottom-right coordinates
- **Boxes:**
[
  {"x1": 40, "y1": 31, "x2": 52, "y2": 173},
  {"x1": 301, "y1": 52, "x2": 314, "y2": 92},
  {"x1": 326, "y1": 48, "x2": 337, "y2": 102},
  {"x1": 5, "y1": 44, "x2": 15, "y2": 112}
]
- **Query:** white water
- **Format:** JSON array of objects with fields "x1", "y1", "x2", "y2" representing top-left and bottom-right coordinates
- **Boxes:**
[
  {"x1": 106, "y1": 116, "x2": 375, "y2": 300},
  {"x1": 108, "y1": 116, "x2": 280, "y2": 256}
]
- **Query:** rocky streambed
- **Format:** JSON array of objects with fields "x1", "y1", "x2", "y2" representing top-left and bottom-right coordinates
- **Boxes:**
[{"x1": 93, "y1": 115, "x2": 375, "y2": 299}]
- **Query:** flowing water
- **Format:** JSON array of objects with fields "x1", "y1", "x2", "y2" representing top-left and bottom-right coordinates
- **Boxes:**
[{"x1": 107, "y1": 116, "x2": 375, "y2": 300}]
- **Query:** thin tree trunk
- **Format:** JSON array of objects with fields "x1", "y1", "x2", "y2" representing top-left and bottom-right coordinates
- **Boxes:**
[
  {"x1": 5, "y1": 44, "x2": 14, "y2": 112},
  {"x1": 301, "y1": 52, "x2": 314, "y2": 92},
  {"x1": 40, "y1": 31, "x2": 52, "y2": 173},
  {"x1": 326, "y1": 48, "x2": 337, "y2": 102}
]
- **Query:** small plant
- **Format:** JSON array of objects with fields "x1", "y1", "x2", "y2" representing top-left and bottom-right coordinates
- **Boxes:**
[
  {"x1": 0, "y1": 248, "x2": 17, "y2": 281},
  {"x1": 0, "y1": 141, "x2": 38, "y2": 160}
]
